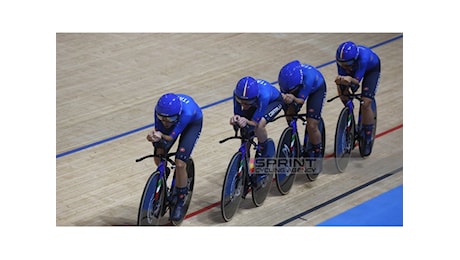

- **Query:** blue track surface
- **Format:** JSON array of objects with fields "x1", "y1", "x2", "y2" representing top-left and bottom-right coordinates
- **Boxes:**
[{"x1": 317, "y1": 185, "x2": 403, "y2": 226}]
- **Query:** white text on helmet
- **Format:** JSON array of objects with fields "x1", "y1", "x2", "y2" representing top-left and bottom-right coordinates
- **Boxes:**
[{"x1": 179, "y1": 96, "x2": 190, "y2": 104}]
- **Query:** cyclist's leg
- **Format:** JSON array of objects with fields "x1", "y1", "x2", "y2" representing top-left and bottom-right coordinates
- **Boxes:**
[
  {"x1": 305, "y1": 83, "x2": 326, "y2": 156},
  {"x1": 360, "y1": 64, "x2": 380, "y2": 156},
  {"x1": 305, "y1": 83, "x2": 326, "y2": 174},
  {"x1": 171, "y1": 118, "x2": 202, "y2": 221},
  {"x1": 361, "y1": 65, "x2": 380, "y2": 125},
  {"x1": 255, "y1": 118, "x2": 268, "y2": 145}
]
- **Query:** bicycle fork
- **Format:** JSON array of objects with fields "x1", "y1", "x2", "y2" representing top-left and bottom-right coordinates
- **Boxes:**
[
  {"x1": 235, "y1": 147, "x2": 249, "y2": 199},
  {"x1": 289, "y1": 119, "x2": 299, "y2": 156},
  {"x1": 282, "y1": 132, "x2": 297, "y2": 158},
  {"x1": 345, "y1": 103, "x2": 356, "y2": 152}
]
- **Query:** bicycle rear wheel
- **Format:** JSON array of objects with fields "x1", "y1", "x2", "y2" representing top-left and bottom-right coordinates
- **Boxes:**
[
  {"x1": 275, "y1": 127, "x2": 299, "y2": 195},
  {"x1": 334, "y1": 107, "x2": 355, "y2": 173},
  {"x1": 304, "y1": 117, "x2": 326, "y2": 181},
  {"x1": 138, "y1": 172, "x2": 166, "y2": 226},
  {"x1": 358, "y1": 99, "x2": 377, "y2": 157},
  {"x1": 221, "y1": 152, "x2": 246, "y2": 222},
  {"x1": 171, "y1": 158, "x2": 195, "y2": 226}
]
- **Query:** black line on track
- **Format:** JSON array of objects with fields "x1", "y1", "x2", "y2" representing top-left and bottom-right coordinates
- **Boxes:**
[{"x1": 274, "y1": 166, "x2": 403, "y2": 226}]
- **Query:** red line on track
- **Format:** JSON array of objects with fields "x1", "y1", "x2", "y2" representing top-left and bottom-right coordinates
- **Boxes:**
[
  {"x1": 185, "y1": 123, "x2": 403, "y2": 220},
  {"x1": 185, "y1": 201, "x2": 220, "y2": 219}
]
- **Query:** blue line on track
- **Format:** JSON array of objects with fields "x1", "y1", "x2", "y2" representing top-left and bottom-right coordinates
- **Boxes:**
[{"x1": 57, "y1": 34, "x2": 403, "y2": 158}]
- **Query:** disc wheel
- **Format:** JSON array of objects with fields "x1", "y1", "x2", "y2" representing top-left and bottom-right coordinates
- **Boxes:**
[
  {"x1": 221, "y1": 152, "x2": 246, "y2": 222},
  {"x1": 275, "y1": 127, "x2": 299, "y2": 195},
  {"x1": 138, "y1": 172, "x2": 166, "y2": 226},
  {"x1": 334, "y1": 107, "x2": 355, "y2": 173}
]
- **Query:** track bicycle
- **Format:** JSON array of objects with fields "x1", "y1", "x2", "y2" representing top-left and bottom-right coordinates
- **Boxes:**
[
  {"x1": 327, "y1": 85, "x2": 377, "y2": 172},
  {"x1": 272, "y1": 113, "x2": 326, "y2": 195},
  {"x1": 219, "y1": 124, "x2": 275, "y2": 222},
  {"x1": 135, "y1": 152, "x2": 195, "y2": 226}
]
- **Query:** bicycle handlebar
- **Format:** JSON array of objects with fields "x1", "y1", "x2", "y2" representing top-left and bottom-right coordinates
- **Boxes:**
[
  {"x1": 327, "y1": 95, "x2": 342, "y2": 103},
  {"x1": 327, "y1": 93, "x2": 363, "y2": 103},
  {"x1": 328, "y1": 83, "x2": 364, "y2": 103},
  {"x1": 135, "y1": 152, "x2": 177, "y2": 165},
  {"x1": 219, "y1": 124, "x2": 257, "y2": 147},
  {"x1": 219, "y1": 135, "x2": 243, "y2": 143},
  {"x1": 272, "y1": 113, "x2": 308, "y2": 122}
]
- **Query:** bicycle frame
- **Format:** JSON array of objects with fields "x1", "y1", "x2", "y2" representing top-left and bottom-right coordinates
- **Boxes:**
[
  {"x1": 138, "y1": 152, "x2": 175, "y2": 176},
  {"x1": 137, "y1": 152, "x2": 196, "y2": 225},
  {"x1": 288, "y1": 118, "x2": 300, "y2": 153},
  {"x1": 273, "y1": 113, "x2": 308, "y2": 155},
  {"x1": 346, "y1": 97, "x2": 358, "y2": 140},
  {"x1": 330, "y1": 91, "x2": 364, "y2": 142},
  {"x1": 158, "y1": 159, "x2": 174, "y2": 202},
  {"x1": 136, "y1": 153, "x2": 177, "y2": 208},
  {"x1": 219, "y1": 123, "x2": 268, "y2": 214},
  {"x1": 219, "y1": 125, "x2": 257, "y2": 182}
]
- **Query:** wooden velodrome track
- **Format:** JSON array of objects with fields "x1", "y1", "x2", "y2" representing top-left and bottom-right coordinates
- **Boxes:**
[{"x1": 56, "y1": 33, "x2": 403, "y2": 226}]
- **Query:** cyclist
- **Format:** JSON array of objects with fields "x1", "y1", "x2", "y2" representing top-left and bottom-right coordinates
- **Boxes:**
[
  {"x1": 229, "y1": 76, "x2": 283, "y2": 165},
  {"x1": 146, "y1": 93, "x2": 203, "y2": 222},
  {"x1": 278, "y1": 60, "x2": 327, "y2": 174},
  {"x1": 335, "y1": 41, "x2": 380, "y2": 157}
]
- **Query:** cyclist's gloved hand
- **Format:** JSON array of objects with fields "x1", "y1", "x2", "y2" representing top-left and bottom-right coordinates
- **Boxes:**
[
  {"x1": 237, "y1": 117, "x2": 248, "y2": 128},
  {"x1": 147, "y1": 130, "x2": 162, "y2": 142},
  {"x1": 230, "y1": 115, "x2": 248, "y2": 128},
  {"x1": 230, "y1": 115, "x2": 240, "y2": 125},
  {"x1": 281, "y1": 93, "x2": 295, "y2": 104}
]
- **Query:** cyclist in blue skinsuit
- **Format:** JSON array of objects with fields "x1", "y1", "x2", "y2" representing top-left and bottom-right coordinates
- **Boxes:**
[
  {"x1": 229, "y1": 76, "x2": 283, "y2": 160},
  {"x1": 334, "y1": 41, "x2": 380, "y2": 157},
  {"x1": 146, "y1": 93, "x2": 203, "y2": 222},
  {"x1": 278, "y1": 60, "x2": 327, "y2": 173}
]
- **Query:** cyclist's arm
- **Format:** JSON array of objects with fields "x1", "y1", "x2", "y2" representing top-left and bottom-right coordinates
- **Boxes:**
[
  {"x1": 166, "y1": 115, "x2": 192, "y2": 140},
  {"x1": 292, "y1": 94, "x2": 305, "y2": 105},
  {"x1": 246, "y1": 119, "x2": 258, "y2": 127},
  {"x1": 147, "y1": 130, "x2": 174, "y2": 142},
  {"x1": 233, "y1": 116, "x2": 257, "y2": 127},
  {"x1": 335, "y1": 75, "x2": 359, "y2": 86},
  {"x1": 281, "y1": 93, "x2": 304, "y2": 105},
  {"x1": 159, "y1": 132, "x2": 174, "y2": 142}
]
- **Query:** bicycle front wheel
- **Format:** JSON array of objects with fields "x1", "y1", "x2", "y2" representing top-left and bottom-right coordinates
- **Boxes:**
[
  {"x1": 138, "y1": 171, "x2": 166, "y2": 226},
  {"x1": 334, "y1": 107, "x2": 355, "y2": 173},
  {"x1": 275, "y1": 127, "x2": 299, "y2": 195},
  {"x1": 221, "y1": 152, "x2": 246, "y2": 222}
]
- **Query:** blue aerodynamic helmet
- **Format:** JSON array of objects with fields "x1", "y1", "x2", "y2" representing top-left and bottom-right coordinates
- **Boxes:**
[
  {"x1": 234, "y1": 76, "x2": 259, "y2": 105},
  {"x1": 336, "y1": 41, "x2": 359, "y2": 66},
  {"x1": 278, "y1": 60, "x2": 303, "y2": 93},
  {"x1": 155, "y1": 93, "x2": 182, "y2": 123}
]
